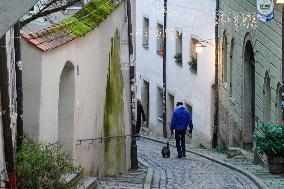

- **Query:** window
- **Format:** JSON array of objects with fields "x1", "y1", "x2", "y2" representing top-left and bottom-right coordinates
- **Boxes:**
[
  {"x1": 174, "y1": 32, "x2": 182, "y2": 64},
  {"x1": 156, "y1": 23, "x2": 164, "y2": 55},
  {"x1": 222, "y1": 33, "x2": 228, "y2": 83},
  {"x1": 189, "y1": 38, "x2": 198, "y2": 72},
  {"x1": 263, "y1": 73, "x2": 271, "y2": 123},
  {"x1": 156, "y1": 87, "x2": 163, "y2": 120},
  {"x1": 229, "y1": 38, "x2": 234, "y2": 96},
  {"x1": 185, "y1": 103, "x2": 193, "y2": 120},
  {"x1": 143, "y1": 17, "x2": 149, "y2": 48}
]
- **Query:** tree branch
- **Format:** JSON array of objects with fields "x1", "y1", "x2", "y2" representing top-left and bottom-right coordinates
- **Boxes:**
[{"x1": 21, "y1": 0, "x2": 81, "y2": 27}]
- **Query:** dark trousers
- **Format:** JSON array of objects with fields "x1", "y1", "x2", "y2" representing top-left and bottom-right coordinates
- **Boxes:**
[
  {"x1": 175, "y1": 130, "x2": 186, "y2": 155},
  {"x1": 136, "y1": 123, "x2": 141, "y2": 134}
]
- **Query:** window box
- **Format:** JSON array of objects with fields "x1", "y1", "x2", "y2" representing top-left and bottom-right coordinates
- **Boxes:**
[
  {"x1": 174, "y1": 52, "x2": 182, "y2": 64},
  {"x1": 143, "y1": 43, "x2": 149, "y2": 49},
  {"x1": 188, "y1": 56, "x2": 197, "y2": 72}
]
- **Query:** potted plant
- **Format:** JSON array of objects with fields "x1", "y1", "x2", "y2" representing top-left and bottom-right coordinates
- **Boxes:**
[
  {"x1": 188, "y1": 56, "x2": 197, "y2": 72},
  {"x1": 254, "y1": 123, "x2": 284, "y2": 174},
  {"x1": 174, "y1": 52, "x2": 182, "y2": 63}
]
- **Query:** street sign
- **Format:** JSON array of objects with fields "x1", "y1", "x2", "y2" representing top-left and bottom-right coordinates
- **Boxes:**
[{"x1": 257, "y1": 0, "x2": 274, "y2": 22}]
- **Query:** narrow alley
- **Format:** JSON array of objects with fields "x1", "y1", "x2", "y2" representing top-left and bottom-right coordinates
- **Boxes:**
[{"x1": 97, "y1": 138, "x2": 260, "y2": 189}]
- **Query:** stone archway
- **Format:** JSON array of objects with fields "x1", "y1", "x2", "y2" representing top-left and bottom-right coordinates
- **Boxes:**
[
  {"x1": 242, "y1": 38, "x2": 255, "y2": 150},
  {"x1": 58, "y1": 62, "x2": 75, "y2": 153}
]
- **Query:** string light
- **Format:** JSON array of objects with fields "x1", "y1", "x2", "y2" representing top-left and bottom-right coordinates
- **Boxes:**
[{"x1": 149, "y1": 0, "x2": 258, "y2": 31}]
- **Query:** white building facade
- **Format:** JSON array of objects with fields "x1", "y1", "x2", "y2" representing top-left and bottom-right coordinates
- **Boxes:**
[
  {"x1": 136, "y1": 0, "x2": 216, "y2": 145},
  {"x1": 21, "y1": 1, "x2": 131, "y2": 177}
]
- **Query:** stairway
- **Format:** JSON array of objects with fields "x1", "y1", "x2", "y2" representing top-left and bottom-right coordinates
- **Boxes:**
[{"x1": 64, "y1": 173, "x2": 97, "y2": 189}]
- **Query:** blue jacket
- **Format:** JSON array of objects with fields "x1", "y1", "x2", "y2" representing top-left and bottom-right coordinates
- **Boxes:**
[{"x1": 170, "y1": 107, "x2": 193, "y2": 131}]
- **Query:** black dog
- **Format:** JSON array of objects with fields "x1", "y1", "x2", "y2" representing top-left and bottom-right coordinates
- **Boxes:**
[{"x1": 161, "y1": 142, "x2": 170, "y2": 158}]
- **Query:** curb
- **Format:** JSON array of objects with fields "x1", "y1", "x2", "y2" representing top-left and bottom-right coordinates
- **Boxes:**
[
  {"x1": 140, "y1": 136, "x2": 269, "y2": 189},
  {"x1": 139, "y1": 159, "x2": 153, "y2": 189}
]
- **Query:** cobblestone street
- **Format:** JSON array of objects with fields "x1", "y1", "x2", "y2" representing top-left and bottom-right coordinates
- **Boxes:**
[
  {"x1": 96, "y1": 165, "x2": 147, "y2": 189},
  {"x1": 137, "y1": 138, "x2": 259, "y2": 189}
]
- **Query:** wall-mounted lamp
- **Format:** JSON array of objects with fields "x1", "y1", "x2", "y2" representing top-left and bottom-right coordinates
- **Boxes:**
[{"x1": 196, "y1": 43, "x2": 206, "y2": 53}]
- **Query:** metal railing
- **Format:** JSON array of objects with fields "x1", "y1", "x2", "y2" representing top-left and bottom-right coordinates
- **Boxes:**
[{"x1": 76, "y1": 134, "x2": 134, "y2": 145}]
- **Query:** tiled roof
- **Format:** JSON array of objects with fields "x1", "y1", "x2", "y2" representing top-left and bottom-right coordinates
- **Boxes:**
[{"x1": 21, "y1": 0, "x2": 117, "y2": 51}]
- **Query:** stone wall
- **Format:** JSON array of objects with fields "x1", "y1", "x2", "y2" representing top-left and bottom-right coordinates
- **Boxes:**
[{"x1": 218, "y1": 0, "x2": 282, "y2": 149}]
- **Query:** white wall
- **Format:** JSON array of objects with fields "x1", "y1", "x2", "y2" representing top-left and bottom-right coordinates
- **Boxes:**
[
  {"x1": 136, "y1": 0, "x2": 216, "y2": 145},
  {"x1": 22, "y1": 3, "x2": 131, "y2": 176}
]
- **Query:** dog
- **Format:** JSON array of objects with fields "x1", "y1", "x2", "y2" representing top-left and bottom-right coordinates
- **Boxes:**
[{"x1": 161, "y1": 142, "x2": 170, "y2": 158}]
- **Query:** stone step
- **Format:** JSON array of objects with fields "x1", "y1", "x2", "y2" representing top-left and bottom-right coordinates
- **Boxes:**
[
  {"x1": 65, "y1": 173, "x2": 81, "y2": 184},
  {"x1": 77, "y1": 176, "x2": 97, "y2": 189}
]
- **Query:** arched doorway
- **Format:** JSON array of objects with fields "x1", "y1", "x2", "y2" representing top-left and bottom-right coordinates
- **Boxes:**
[
  {"x1": 243, "y1": 39, "x2": 255, "y2": 150},
  {"x1": 58, "y1": 62, "x2": 75, "y2": 153}
]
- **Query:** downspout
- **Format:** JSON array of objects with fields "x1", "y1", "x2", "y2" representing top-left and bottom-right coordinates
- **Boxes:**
[
  {"x1": 127, "y1": 0, "x2": 138, "y2": 169},
  {"x1": 281, "y1": 4, "x2": 284, "y2": 124},
  {"x1": 14, "y1": 21, "x2": 23, "y2": 150},
  {"x1": 212, "y1": 0, "x2": 219, "y2": 148},
  {"x1": 0, "y1": 35, "x2": 16, "y2": 188}
]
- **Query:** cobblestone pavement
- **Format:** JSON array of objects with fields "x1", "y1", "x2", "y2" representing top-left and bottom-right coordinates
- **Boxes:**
[
  {"x1": 137, "y1": 138, "x2": 259, "y2": 189},
  {"x1": 96, "y1": 164, "x2": 147, "y2": 189},
  {"x1": 144, "y1": 135, "x2": 284, "y2": 189}
]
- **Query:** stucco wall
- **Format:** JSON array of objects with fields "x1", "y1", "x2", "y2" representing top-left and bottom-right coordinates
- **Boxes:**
[
  {"x1": 218, "y1": 0, "x2": 282, "y2": 148},
  {"x1": 136, "y1": 0, "x2": 216, "y2": 145},
  {"x1": 22, "y1": 2, "x2": 130, "y2": 177},
  {"x1": 22, "y1": 41, "x2": 42, "y2": 139}
]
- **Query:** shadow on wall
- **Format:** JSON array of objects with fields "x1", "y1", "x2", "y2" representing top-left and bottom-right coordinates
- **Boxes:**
[{"x1": 103, "y1": 30, "x2": 126, "y2": 176}]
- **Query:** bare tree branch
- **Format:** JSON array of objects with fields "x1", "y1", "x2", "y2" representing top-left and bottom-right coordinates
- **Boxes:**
[{"x1": 21, "y1": 0, "x2": 81, "y2": 27}]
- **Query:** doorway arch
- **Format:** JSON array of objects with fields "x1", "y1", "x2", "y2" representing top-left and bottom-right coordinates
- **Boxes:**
[
  {"x1": 242, "y1": 37, "x2": 255, "y2": 150},
  {"x1": 58, "y1": 61, "x2": 75, "y2": 153}
]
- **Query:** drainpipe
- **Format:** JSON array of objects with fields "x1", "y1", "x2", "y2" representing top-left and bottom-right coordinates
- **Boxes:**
[
  {"x1": 14, "y1": 21, "x2": 23, "y2": 150},
  {"x1": 162, "y1": 0, "x2": 168, "y2": 138},
  {"x1": 0, "y1": 35, "x2": 16, "y2": 189},
  {"x1": 127, "y1": 0, "x2": 138, "y2": 169},
  {"x1": 282, "y1": 4, "x2": 284, "y2": 124},
  {"x1": 212, "y1": 0, "x2": 219, "y2": 148}
]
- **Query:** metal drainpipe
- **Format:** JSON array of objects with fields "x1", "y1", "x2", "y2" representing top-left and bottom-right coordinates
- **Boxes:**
[
  {"x1": 14, "y1": 21, "x2": 23, "y2": 150},
  {"x1": 162, "y1": 0, "x2": 167, "y2": 138},
  {"x1": 274, "y1": 4, "x2": 283, "y2": 124},
  {"x1": 127, "y1": 0, "x2": 138, "y2": 169},
  {"x1": 212, "y1": 0, "x2": 220, "y2": 148},
  {"x1": 0, "y1": 34, "x2": 16, "y2": 189}
]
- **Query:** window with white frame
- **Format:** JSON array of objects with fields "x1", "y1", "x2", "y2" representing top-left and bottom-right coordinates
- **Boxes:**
[
  {"x1": 156, "y1": 23, "x2": 164, "y2": 55},
  {"x1": 174, "y1": 32, "x2": 182, "y2": 64},
  {"x1": 143, "y1": 17, "x2": 149, "y2": 48},
  {"x1": 189, "y1": 38, "x2": 198, "y2": 72}
]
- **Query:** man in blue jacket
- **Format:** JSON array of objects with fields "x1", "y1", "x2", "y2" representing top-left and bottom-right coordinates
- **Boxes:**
[{"x1": 170, "y1": 102, "x2": 193, "y2": 158}]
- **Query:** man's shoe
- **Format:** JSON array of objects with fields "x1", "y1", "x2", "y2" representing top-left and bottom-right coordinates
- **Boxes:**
[
  {"x1": 182, "y1": 153, "x2": 186, "y2": 158},
  {"x1": 176, "y1": 155, "x2": 182, "y2": 158}
]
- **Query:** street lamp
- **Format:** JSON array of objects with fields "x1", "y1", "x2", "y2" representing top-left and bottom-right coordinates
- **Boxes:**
[{"x1": 196, "y1": 43, "x2": 206, "y2": 53}]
